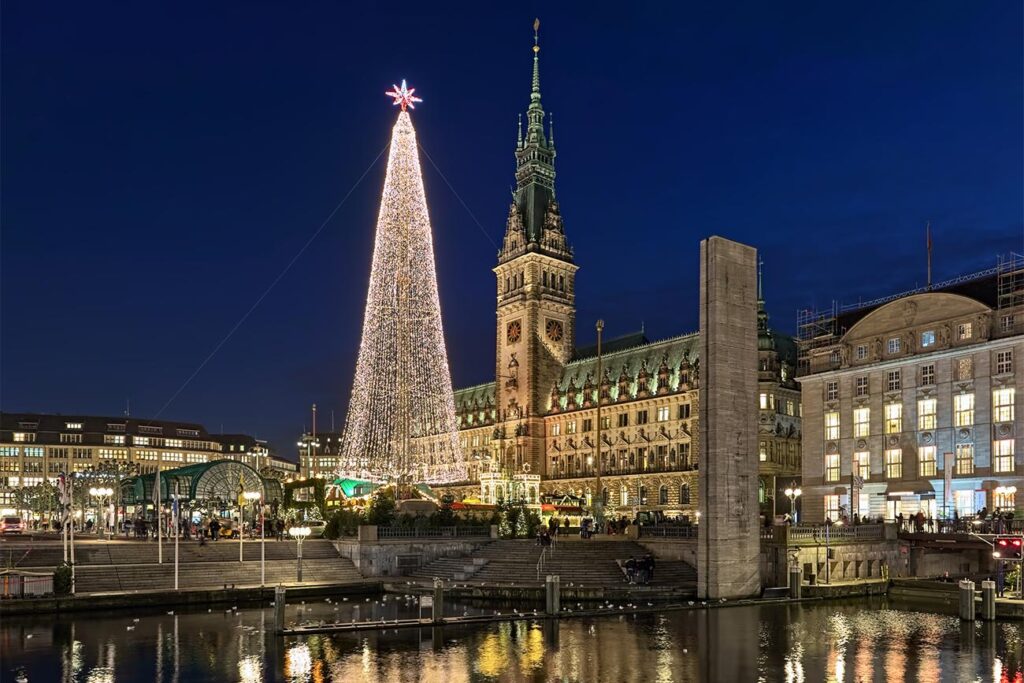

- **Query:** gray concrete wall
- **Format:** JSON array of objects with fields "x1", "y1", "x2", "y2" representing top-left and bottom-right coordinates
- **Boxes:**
[
  {"x1": 334, "y1": 539, "x2": 488, "y2": 577},
  {"x1": 638, "y1": 538, "x2": 698, "y2": 566},
  {"x1": 697, "y1": 237, "x2": 761, "y2": 599}
]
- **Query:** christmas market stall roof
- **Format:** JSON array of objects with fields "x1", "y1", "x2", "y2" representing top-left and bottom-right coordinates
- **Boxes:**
[{"x1": 120, "y1": 459, "x2": 283, "y2": 506}]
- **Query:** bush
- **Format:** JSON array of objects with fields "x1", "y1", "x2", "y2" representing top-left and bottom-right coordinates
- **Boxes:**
[
  {"x1": 324, "y1": 509, "x2": 363, "y2": 539},
  {"x1": 53, "y1": 563, "x2": 73, "y2": 596},
  {"x1": 366, "y1": 489, "x2": 397, "y2": 526}
]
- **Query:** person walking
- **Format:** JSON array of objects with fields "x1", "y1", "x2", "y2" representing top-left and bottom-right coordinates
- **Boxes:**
[
  {"x1": 625, "y1": 556, "x2": 637, "y2": 584},
  {"x1": 995, "y1": 561, "x2": 1006, "y2": 598},
  {"x1": 210, "y1": 518, "x2": 220, "y2": 541}
]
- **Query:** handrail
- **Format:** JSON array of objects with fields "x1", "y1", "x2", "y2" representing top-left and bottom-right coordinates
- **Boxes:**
[{"x1": 536, "y1": 547, "x2": 548, "y2": 580}]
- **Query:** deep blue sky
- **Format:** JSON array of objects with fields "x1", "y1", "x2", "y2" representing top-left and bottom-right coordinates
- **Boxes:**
[{"x1": 3, "y1": 2, "x2": 1022, "y2": 459}]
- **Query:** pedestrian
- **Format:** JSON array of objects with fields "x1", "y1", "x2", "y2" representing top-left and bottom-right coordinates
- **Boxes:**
[
  {"x1": 995, "y1": 562, "x2": 1006, "y2": 597},
  {"x1": 210, "y1": 518, "x2": 220, "y2": 541},
  {"x1": 276, "y1": 518, "x2": 285, "y2": 541},
  {"x1": 896, "y1": 512, "x2": 904, "y2": 531},
  {"x1": 625, "y1": 556, "x2": 637, "y2": 584},
  {"x1": 646, "y1": 554, "x2": 656, "y2": 583}
]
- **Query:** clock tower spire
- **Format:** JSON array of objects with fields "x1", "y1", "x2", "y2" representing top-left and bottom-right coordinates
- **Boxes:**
[{"x1": 493, "y1": 19, "x2": 578, "y2": 478}]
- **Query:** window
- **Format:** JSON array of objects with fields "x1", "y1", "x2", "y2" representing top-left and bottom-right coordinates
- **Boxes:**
[
  {"x1": 1000, "y1": 314, "x2": 1015, "y2": 333},
  {"x1": 854, "y1": 451, "x2": 870, "y2": 480},
  {"x1": 955, "y1": 444, "x2": 974, "y2": 475},
  {"x1": 994, "y1": 487, "x2": 1016, "y2": 510},
  {"x1": 996, "y1": 350, "x2": 1013, "y2": 374},
  {"x1": 566, "y1": 421, "x2": 577, "y2": 434},
  {"x1": 825, "y1": 381, "x2": 838, "y2": 401},
  {"x1": 12, "y1": 433, "x2": 35, "y2": 443},
  {"x1": 139, "y1": 425, "x2": 162, "y2": 434},
  {"x1": 855, "y1": 345, "x2": 867, "y2": 361},
  {"x1": 60, "y1": 434, "x2": 82, "y2": 444},
  {"x1": 920, "y1": 364, "x2": 935, "y2": 386},
  {"x1": 917, "y1": 398, "x2": 937, "y2": 431},
  {"x1": 885, "y1": 449, "x2": 903, "y2": 479},
  {"x1": 619, "y1": 486, "x2": 629, "y2": 506},
  {"x1": 884, "y1": 403, "x2": 902, "y2": 434},
  {"x1": 601, "y1": 416, "x2": 611, "y2": 430},
  {"x1": 107, "y1": 423, "x2": 126, "y2": 432},
  {"x1": 551, "y1": 423, "x2": 561, "y2": 437},
  {"x1": 104, "y1": 434, "x2": 125, "y2": 445},
  {"x1": 830, "y1": 349, "x2": 841, "y2": 366},
  {"x1": 582, "y1": 419, "x2": 593, "y2": 432},
  {"x1": 956, "y1": 357, "x2": 973, "y2": 381},
  {"x1": 824, "y1": 495, "x2": 841, "y2": 522},
  {"x1": 23, "y1": 447, "x2": 43, "y2": 458},
  {"x1": 957, "y1": 322, "x2": 973, "y2": 340},
  {"x1": 887, "y1": 337, "x2": 901, "y2": 354},
  {"x1": 49, "y1": 448, "x2": 68, "y2": 459},
  {"x1": 920, "y1": 330, "x2": 935, "y2": 348},
  {"x1": 656, "y1": 407, "x2": 670, "y2": 422},
  {"x1": 636, "y1": 410, "x2": 649, "y2": 425},
  {"x1": 759, "y1": 442, "x2": 767, "y2": 462},
  {"x1": 954, "y1": 393, "x2": 974, "y2": 427},
  {"x1": 855, "y1": 377, "x2": 869, "y2": 397},
  {"x1": 680, "y1": 484, "x2": 690, "y2": 504},
  {"x1": 759, "y1": 393, "x2": 768, "y2": 410},
  {"x1": 918, "y1": 446, "x2": 936, "y2": 477},
  {"x1": 786, "y1": 399, "x2": 795, "y2": 416},
  {"x1": 677, "y1": 404, "x2": 691, "y2": 420},
  {"x1": 993, "y1": 388, "x2": 1015, "y2": 423},
  {"x1": 993, "y1": 439, "x2": 1014, "y2": 474},
  {"x1": 824, "y1": 411, "x2": 840, "y2": 441},
  {"x1": 177, "y1": 428, "x2": 199, "y2": 437},
  {"x1": 65, "y1": 422, "x2": 83, "y2": 430},
  {"x1": 617, "y1": 413, "x2": 629, "y2": 428},
  {"x1": 887, "y1": 370, "x2": 901, "y2": 392},
  {"x1": 853, "y1": 408, "x2": 870, "y2": 438},
  {"x1": 825, "y1": 454, "x2": 840, "y2": 482},
  {"x1": 679, "y1": 443, "x2": 691, "y2": 466}
]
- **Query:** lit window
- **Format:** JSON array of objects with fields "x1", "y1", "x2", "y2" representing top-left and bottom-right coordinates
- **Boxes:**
[
  {"x1": 887, "y1": 370, "x2": 901, "y2": 392},
  {"x1": 786, "y1": 399, "x2": 795, "y2": 416},
  {"x1": 855, "y1": 345, "x2": 867, "y2": 361},
  {"x1": 601, "y1": 416, "x2": 611, "y2": 429},
  {"x1": 918, "y1": 446, "x2": 936, "y2": 477},
  {"x1": 65, "y1": 422, "x2": 83, "y2": 430},
  {"x1": 759, "y1": 393, "x2": 768, "y2": 410},
  {"x1": 994, "y1": 487, "x2": 1016, "y2": 509},
  {"x1": 996, "y1": 350, "x2": 1013, "y2": 375},
  {"x1": 887, "y1": 337, "x2": 901, "y2": 354},
  {"x1": 920, "y1": 331, "x2": 935, "y2": 348},
  {"x1": 825, "y1": 381, "x2": 838, "y2": 401},
  {"x1": 12, "y1": 433, "x2": 34, "y2": 443},
  {"x1": 884, "y1": 403, "x2": 902, "y2": 434},
  {"x1": 824, "y1": 411, "x2": 840, "y2": 441},
  {"x1": 957, "y1": 322, "x2": 973, "y2": 340},
  {"x1": 918, "y1": 398, "x2": 937, "y2": 431},
  {"x1": 955, "y1": 444, "x2": 974, "y2": 475},
  {"x1": 885, "y1": 448, "x2": 902, "y2": 479},
  {"x1": 993, "y1": 439, "x2": 1014, "y2": 474},
  {"x1": 824, "y1": 495, "x2": 841, "y2": 522},
  {"x1": 656, "y1": 406, "x2": 670, "y2": 422},
  {"x1": 854, "y1": 451, "x2": 870, "y2": 480},
  {"x1": 993, "y1": 388, "x2": 1015, "y2": 423},
  {"x1": 104, "y1": 434, "x2": 125, "y2": 445},
  {"x1": 853, "y1": 407, "x2": 870, "y2": 438},
  {"x1": 1000, "y1": 314, "x2": 1015, "y2": 333},
  {"x1": 954, "y1": 393, "x2": 974, "y2": 427},
  {"x1": 551, "y1": 423, "x2": 561, "y2": 436},
  {"x1": 855, "y1": 377, "x2": 869, "y2": 397},
  {"x1": 759, "y1": 442, "x2": 767, "y2": 462},
  {"x1": 920, "y1": 364, "x2": 935, "y2": 386},
  {"x1": 825, "y1": 454, "x2": 840, "y2": 482}
]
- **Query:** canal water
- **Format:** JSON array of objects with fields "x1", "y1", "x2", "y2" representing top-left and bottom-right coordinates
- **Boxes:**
[{"x1": 2, "y1": 595, "x2": 1021, "y2": 682}]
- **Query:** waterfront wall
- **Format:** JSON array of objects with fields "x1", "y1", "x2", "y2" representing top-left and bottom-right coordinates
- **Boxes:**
[{"x1": 334, "y1": 537, "x2": 491, "y2": 577}]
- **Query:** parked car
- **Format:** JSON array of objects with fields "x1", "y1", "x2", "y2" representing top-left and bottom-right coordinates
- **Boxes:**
[{"x1": 1, "y1": 516, "x2": 25, "y2": 535}]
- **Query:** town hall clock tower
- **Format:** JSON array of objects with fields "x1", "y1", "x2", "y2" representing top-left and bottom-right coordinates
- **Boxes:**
[{"x1": 493, "y1": 21, "x2": 577, "y2": 477}]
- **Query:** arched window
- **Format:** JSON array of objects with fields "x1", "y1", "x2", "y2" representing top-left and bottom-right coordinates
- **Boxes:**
[
  {"x1": 680, "y1": 483, "x2": 690, "y2": 504},
  {"x1": 620, "y1": 485, "x2": 629, "y2": 506},
  {"x1": 639, "y1": 485, "x2": 648, "y2": 505},
  {"x1": 601, "y1": 487, "x2": 609, "y2": 505},
  {"x1": 659, "y1": 485, "x2": 669, "y2": 505}
]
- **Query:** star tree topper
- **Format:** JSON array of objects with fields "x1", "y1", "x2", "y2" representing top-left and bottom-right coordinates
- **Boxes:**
[{"x1": 385, "y1": 79, "x2": 422, "y2": 111}]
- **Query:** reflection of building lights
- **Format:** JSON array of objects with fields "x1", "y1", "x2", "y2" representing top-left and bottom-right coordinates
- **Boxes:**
[
  {"x1": 475, "y1": 632, "x2": 510, "y2": 678},
  {"x1": 286, "y1": 643, "x2": 312, "y2": 680},
  {"x1": 518, "y1": 626, "x2": 545, "y2": 671},
  {"x1": 238, "y1": 655, "x2": 262, "y2": 683},
  {"x1": 84, "y1": 669, "x2": 115, "y2": 683}
]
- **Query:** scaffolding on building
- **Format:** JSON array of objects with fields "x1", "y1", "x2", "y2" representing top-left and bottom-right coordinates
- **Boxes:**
[
  {"x1": 796, "y1": 301, "x2": 840, "y2": 375},
  {"x1": 997, "y1": 252, "x2": 1024, "y2": 311}
]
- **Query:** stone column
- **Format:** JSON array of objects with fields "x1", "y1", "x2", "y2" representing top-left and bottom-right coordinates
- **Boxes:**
[{"x1": 697, "y1": 236, "x2": 761, "y2": 599}]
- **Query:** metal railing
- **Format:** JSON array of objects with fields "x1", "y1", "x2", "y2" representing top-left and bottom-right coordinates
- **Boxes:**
[
  {"x1": 536, "y1": 547, "x2": 548, "y2": 580},
  {"x1": 638, "y1": 525, "x2": 698, "y2": 539},
  {"x1": 376, "y1": 526, "x2": 490, "y2": 539},
  {"x1": 545, "y1": 462, "x2": 697, "y2": 481},
  {"x1": 787, "y1": 524, "x2": 884, "y2": 542}
]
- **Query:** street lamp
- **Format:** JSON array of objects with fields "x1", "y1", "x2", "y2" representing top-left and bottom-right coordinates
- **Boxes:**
[
  {"x1": 593, "y1": 319, "x2": 605, "y2": 533},
  {"x1": 289, "y1": 526, "x2": 311, "y2": 582},
  {"x1": 88, "y1": 487, "x2": 113, "y2": 539},
  {"x1": 243, "y1": 491, "x2": 262, "y2": 579},
  {"x1": 784, "y1": 485, "x2": 802, "y2": 524}
]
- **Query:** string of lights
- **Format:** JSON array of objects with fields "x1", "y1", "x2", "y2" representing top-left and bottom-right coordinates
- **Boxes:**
[{"x1": 337, "y1": 102, "x2": 466, "y2": 485}]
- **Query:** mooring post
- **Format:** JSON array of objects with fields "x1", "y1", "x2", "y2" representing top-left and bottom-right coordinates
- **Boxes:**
[
  {"x1": 980, "y1": 580, "x2": 996, "y2": 621},
  {"x1": 958, "y1": 580, "x2": 975, "y2": 621},
  {"x1": 274, "y1": 586, "x2": 287, "y2": 633},
  {"x1": 432, "y1": 578, "x2": 444, "y2": 623},
  {"x1": 546, "y1": 575, "x2": 560, "y2": 615},
  {"x1": 789, "y1": 565, "x2": 802, "y2": 599}
]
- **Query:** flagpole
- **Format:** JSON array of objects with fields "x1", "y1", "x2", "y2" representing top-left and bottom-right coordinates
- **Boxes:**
[
  {"x1": 174, "y1": 495, "x2": 179, "y2": 591},
  {"x1": 926, "y1": 221, "x2": 932, "y2": 290},
  {"x1": 157, "y1": 451, "x2": 163, "y2": 564}
]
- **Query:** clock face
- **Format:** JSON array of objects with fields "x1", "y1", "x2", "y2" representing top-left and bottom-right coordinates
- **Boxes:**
[
  {"x1": 507, "y1": 320, "x2": 522, "y2": 344},
  {"x1": 545, "y1": 319, "x2": 564, "y2": 343}
]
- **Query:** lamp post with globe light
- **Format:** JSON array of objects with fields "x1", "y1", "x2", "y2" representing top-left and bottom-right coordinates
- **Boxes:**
[
  {"x1": 289, "y1": 526, "x2": 311, "y2": 582},
  {"x1": 88, "y1": 487, "x2": 113, "y2": 539},
  {"x1": 243, "y1": 491, "x2": 263, "y2": 581},
  {"x1": 784, "y1": 485, "x2": 802, "y2": 524}
]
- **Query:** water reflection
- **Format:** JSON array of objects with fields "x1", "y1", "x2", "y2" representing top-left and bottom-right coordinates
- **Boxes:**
[{"x1": 2, "y1": 598, "x2": 1022, "y2": 682}]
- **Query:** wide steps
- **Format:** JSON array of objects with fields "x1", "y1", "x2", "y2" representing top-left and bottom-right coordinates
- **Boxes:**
[{"x1": 6, "y1": 539, "x2": 339, "y2": 567}]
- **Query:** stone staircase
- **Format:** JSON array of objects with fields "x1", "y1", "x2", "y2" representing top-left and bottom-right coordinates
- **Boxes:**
[
  {"x1": 409, "y1": 539, "x2": 696, "y2": 588},
  {"x1": 2, "y1": 540, "x2": 363, "y2": 594}
]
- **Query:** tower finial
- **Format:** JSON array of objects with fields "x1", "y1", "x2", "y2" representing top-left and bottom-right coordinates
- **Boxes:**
[
  {"x1": 757, "y1": 256, "x2": 764, "y2": 301},
  {"x1": 517, "y1": 113, "x2": 523, "y2": 147},
  {"x1": 534, "y1": 17, "x2": 540, "y2": 48}
]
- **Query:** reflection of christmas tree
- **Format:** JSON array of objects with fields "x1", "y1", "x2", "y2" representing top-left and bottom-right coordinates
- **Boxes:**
[{"x1": 338, "y1": 84, "x2": 465, "y2": 485}]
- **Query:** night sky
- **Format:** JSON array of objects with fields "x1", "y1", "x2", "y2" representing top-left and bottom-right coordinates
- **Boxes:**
[{"x1": 3, "y1": 2, "x2": 1022, "y2": 459}]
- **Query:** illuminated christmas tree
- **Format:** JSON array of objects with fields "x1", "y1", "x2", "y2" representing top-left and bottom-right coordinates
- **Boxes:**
[{"x1": 337, "y1": 81, "x2": 466, "y2": 485}]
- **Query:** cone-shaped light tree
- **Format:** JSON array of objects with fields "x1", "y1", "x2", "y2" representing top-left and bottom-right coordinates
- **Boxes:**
[{"x1": 338, "y1": 82, "x2": 466, "y2": 485}]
